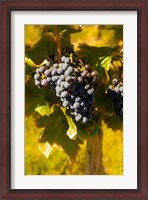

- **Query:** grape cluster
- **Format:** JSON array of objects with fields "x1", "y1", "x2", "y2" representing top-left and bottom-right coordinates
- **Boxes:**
[
  {"x1": 34, "y1": 56, "x2": 99, "y2": 123},
  {"x1": 107, "y1": 78, "x2": 123, "y2": 120}
]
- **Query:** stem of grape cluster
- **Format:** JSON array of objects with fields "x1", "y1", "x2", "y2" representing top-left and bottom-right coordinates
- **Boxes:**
[{"x1": 54, "y1": 26, "x2": 61, "y2": 62}]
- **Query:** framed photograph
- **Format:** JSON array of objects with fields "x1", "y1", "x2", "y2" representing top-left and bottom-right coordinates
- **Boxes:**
[{"x1": 0, "y1": 0, "x2": 147, "y2": 199}]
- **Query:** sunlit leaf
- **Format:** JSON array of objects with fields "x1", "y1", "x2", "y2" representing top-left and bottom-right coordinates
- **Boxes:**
[
  {"x1": 101, "y1": 56, "x2": 112, "y2": 71},
  {"x1": 61, "y1": 107, "x2": 77, "y2": 139},
  {"x1": 26, "y1": 32, "x2": 56, "y2": 64},
  {"x1": 35, "y1": 104, "x2": 54, "y2": 117},
  {"x1": 36, "y1": 105, "x2": 82, "y2": 160},
  {"x1": 38, "y1": 142, "x2": 53, "y2": 158}
]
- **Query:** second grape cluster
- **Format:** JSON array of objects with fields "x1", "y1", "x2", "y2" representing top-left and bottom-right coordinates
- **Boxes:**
[{"x1": 34, "y1": 56, "x2": 99, "y2": 123}]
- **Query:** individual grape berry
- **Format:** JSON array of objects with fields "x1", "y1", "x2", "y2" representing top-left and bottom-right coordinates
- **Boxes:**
[
  {"x1": 81, "y1": 70, "x2": 88, "y2": 78},
  {"x1": 51, "y1": 68, "x2": 57, "y2": 76},
  {"x1": 82, "y1": 117, "x2": 89, "y2": 123},
  {"x1": 77, "y1": 76, "x2": 83, "y2": 83},
  {"x1": 34, "y1": 73, "x2": 41, "y2": 81},
  {"x1": 73, "y1": 102, "x2": 80, "y2": 109},
  {"x1": 57, "y1": 67, "x2": 63, "y2": 75},
  {"x1": 41, "y1": 79, "x2": 49, "y2": 87},
  {"x1": 91, "y1": 71, "x2": 98, "y2": 77},
  {"x1": 52, "y1": 76, "x2": 59, "y2": 82},
  {"x1": 61, "y1": 91, "x2": 68, "y2": 98},
  {"x1": 75, "y1": 68, "x2": 81, "y2": 75},
  {"x1": 65, "y1": 57, "x2": 70, "y2": 64},
  {"x1": 64, "y1": 82, "x2": 70, "y2": 89},
  {"x1": 85, "y1": 84, "x2": 91, "y2": 90},
  {"x1": 47, "y1": 77, "x2": 52, "y2": 83},
  {"x1": 112, "y1": 78, "x2": 118, "y2": 86},
  {"x1": 63, "y1": 100, "x2": 69, "y2": 107},
  {"x1": 36, "y1": 68, "x2": 40, "y2": 74},
  {"x1": 65, "y1": 66, "x2": 74, "y2": 76},
  {"x1": 62, "y1": 63, "x2": 68, "y2": 70},
  {"x1": 55, "y1": 86, "x2": 64, "y2": 93},
  {"x1": 85, "y1": 64, "x2": 91, "y2": 71},
  {"x1": 87, "y1": 73, "x2": 92, "y2": 79},
  {"x1": 35, "y1": 80, "x2": 40, "y2": 86},
  {"x1": 80, "y1": 101, "x2": 86, "y2": 107},
  {"x1": 61, "y1": 56, "x2": 66, "y2": 63},
  {"x1": 57, "y1": 79, "x2": 62, "y2": 86},
  {"x1": 59, "y1": 75, "x2": 66, "y2": 81},
  {"x1": 60, "y1": 81, "x2": 66, "y2": 88},
  {"x1": 53, "y1": 63, "x2": 59, "y2": 68},
  {"x1": 45, "y1": 61, "x2": 50, "y2": 67},
  {"x1": 44, "y1": 69, "x2": 51, "y2": 77},
  {"x1": 65, "y1": 76, "x2": 72, "y2": 82},
  {"x1": 39, "y1": 66, "x2": 46, "y2": 73},
  {"x1": 75, "y1": 114, "x2": 82, "y2": 121},
  {"x1": 75, "y1": 97, "x2": 82, "y2": 102},
  {"x1": 87, "y1": 88, "x2": 94, "y2": 95}
]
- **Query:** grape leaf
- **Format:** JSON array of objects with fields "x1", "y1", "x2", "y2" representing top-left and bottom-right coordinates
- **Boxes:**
[
  {"x1": 77, "y1": 43, "x2": 118, "y2": 67},
  {"x1": 25, "y1": 57, "x2": 37, "y2": 76},
  {"x1": 94, "y1": 85, "x2": 114, "y2": 115},
  {"x1": 25, "y1": 32, "x2": 56, "y2": 64},
  {"x1": 25, "y1": 78, "x2": 59, "y2": 116},
  {"x1": 36, "y1": 105, "x2": 83, "y2": 160},
  {"x1": 35, "y1": 104, "x2": 54, "y2": 117},
  {"x1": 61, "y1": 107, "x2": 77, "y2": 139},
  {"x1": 104, "y1": 114, "x2": 123, "y2": 131},
  {"x1": 101, "y1": 56, "x2": 112, "y2": 71}
]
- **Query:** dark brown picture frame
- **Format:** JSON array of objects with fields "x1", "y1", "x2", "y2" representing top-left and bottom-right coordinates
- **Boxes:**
[{"x1": 0, "y1": 0, "x2": 148, "y2": 199}]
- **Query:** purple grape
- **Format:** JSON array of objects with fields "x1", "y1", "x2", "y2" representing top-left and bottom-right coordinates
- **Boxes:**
[
  {"x1": 65, "y1": 57, "x2": 70, "y2": 64},
  {"x1": 51, "y1": 68, "x2": 57, "y2": 76},
  {"x1": 61, "y1": 56, "x2": 66, "y2": 62},
  {"x1": 61, "y1": 91, "x2": 68, "y2": 98},
  {"x1": 41, "y1": 79, "x2": 48, "y2": 87},
  {"x1": 34, "y1": 73, "x2": 41, "y2": 80},
  {"x1": 39, "y1": 66, "x2": 45, "y2": 73},
  {"x1": 63, "y1": 100, "x2": 69, "y2": 107},
  {"x1": 44, "y1": 69, "x2": 51, "y2": 77},
  {"x1": 73, "y1": 102, "x2": 80, "y2": 109},
  {"x1": 59, "y1": 75, "x2": 65, "y2": 81},
  {"x1": 75, "y1": 114, "x2": 82, "y2": 121},
  {"x1": 53, "y1": 63, "x2": 59, "y2": 68}
]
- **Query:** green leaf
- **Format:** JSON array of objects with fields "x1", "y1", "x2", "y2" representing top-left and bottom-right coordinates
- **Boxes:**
[
  {"x1": 25, "y1": 78, "x2": 59, "y2": 116},
  {"x1": 25, "y1": 57, "x2": 37, "y2": 76},
  {"x1": 77, "y1": 44, "x2": 117, "y2": 67},
  {"x1": 35, "y1": 103, "x2": 54, "y2": 117},
  {"x1": 25, "y1": 79, "x2": 47, "y2": 116},
  {"x1": 25, "y1": 57, "x2": 36, "y2": 67},
  {"x1": 104, "y1": 114, "x2": 123, "y2": 131},
  {"x1": 36, "y1": 105, "x2": 82, "y2": 160},
  {"x1": 101, "y1": 56, "x2": 112, "y2": 71},
  {"x1": 94, "y1": 84, "x2": 114, "y2": 115},
  {"x1": 61, "y1": 107, "x2": 77, "y2": 139},
  {"x1": 25, "y1": 32, "x2": 56, "y2": 64}
]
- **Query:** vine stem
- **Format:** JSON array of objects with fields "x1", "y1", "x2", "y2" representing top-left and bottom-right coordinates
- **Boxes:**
[{"x1": 54, "y1": 25, "x2": 61, "y2": 62}]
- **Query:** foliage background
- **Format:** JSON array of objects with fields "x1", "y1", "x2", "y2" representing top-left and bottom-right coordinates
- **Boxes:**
[{"x1": 25, "y1": 25, "x2": 123, "y2": 175}]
